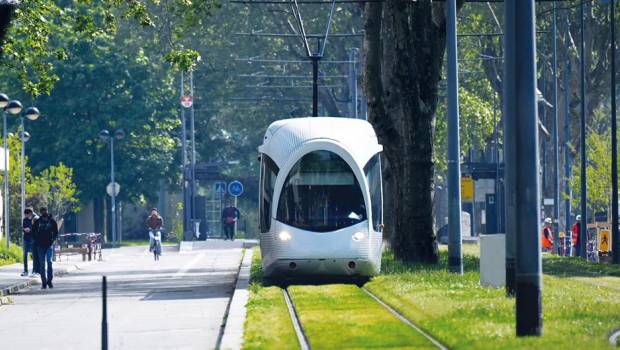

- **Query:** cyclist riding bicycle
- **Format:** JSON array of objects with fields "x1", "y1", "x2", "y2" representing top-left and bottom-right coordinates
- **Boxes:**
[{"x1": 146, "y1": 208, "x2": 164, "y2": 257}]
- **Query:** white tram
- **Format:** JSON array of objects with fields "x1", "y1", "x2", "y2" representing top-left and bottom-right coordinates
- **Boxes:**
[{"x1": 258, "y1": 117, "x2": 383, "y2": 278}]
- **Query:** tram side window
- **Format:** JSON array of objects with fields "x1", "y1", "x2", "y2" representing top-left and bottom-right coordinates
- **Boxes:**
[
  {"x1": 364, "y1": 154, "x2": 383, "y2": 232},
  {"x1": 259, "y1": 155, "x2": 279, "y2": 233}
]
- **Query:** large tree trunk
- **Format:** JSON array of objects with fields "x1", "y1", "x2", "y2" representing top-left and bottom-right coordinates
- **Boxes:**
[{"x1": 363, "y1": 0, "x2": 448, "y2": 263}]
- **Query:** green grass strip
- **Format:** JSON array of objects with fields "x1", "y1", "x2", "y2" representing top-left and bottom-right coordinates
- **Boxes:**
[
  {"x1": 243, "y1": 250, "x2": 299, "y2": 350},
  {"x1": 366, "y1": 248, "x2": 620, "y2": 350},
  {"x1": 288, "y1": 284, "x2": 438, "y2": 349},
  {"x1": 0, "y1": 239, "x2": 22, "y2": 267}
]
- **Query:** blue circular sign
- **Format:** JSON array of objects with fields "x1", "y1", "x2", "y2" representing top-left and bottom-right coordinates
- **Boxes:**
[{"x1": 228, "y1": 180, "x2": 244, "y2": 197}]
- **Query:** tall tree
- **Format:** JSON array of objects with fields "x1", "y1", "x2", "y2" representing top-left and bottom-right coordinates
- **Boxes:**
[{"x1": 364, "y1": 1, "x2": 463, "y2": 262}]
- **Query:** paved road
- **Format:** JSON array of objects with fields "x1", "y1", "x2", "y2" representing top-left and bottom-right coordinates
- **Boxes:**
[{"x1": 0, "y1": 242, "x2": 244, "y2": 350}]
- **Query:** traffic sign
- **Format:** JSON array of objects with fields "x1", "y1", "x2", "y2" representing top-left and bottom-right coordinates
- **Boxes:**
[
  {"x1": 461, "y1": 176, "x2": 474, "y2": 202},
  {"x1": 106, "y1": 182, "x2": 120, "y2": 197},
  {"x1": 228, "y1": 180, "x2": 244, "y2": 197},
  {"x1": 214, "y1": 181, "x2": 227, "y2": 195},
  {"x1": 599, "y1": 229, "x2": 611, "y2": 254},
  {"x1": 180, "y1": 95, "x2": 193, "y2": 108}
]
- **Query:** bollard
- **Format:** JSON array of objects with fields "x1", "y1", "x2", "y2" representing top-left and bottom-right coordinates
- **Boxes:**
[{"x1": 102, "y1": 276, "x2": 108, "y2": 350}]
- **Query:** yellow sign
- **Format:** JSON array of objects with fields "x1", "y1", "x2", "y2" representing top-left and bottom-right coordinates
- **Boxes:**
[
  {"x1": 599, "y1": 229, "x2": 611, "y2": 254},
  {"x1": 461, "y1": 177, "x2": 474, "y2": 202}
]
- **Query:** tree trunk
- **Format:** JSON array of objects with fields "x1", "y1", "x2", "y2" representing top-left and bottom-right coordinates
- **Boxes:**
[{"x1": 364, "y1": 0, "x2": 448, "y2": 263}]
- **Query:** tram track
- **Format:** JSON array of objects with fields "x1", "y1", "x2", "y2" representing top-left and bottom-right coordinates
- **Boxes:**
[
  {"x1": 361, "y1": 287, "x2": 449, "y2": 350},
  {"x1": 282, "y1": 287, "x2": 311, "y2": 350},
  {"x1": 281, "y1": 284, "x2": 448, "y2": 350}
]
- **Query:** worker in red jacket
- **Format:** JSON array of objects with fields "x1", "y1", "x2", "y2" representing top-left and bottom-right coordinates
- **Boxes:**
[{"x1": 572, "y1": 215, "x2": 581, "y2": 257}]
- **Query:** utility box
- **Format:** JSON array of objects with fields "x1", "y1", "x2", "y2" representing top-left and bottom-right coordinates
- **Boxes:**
[{"x1": 480, "y1": 233, "x2": 505, "y2": 288}]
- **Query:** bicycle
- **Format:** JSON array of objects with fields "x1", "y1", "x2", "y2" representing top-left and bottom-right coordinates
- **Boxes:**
[{"x1": 149, "y1": 229, "x2": 163, "y2": 261}]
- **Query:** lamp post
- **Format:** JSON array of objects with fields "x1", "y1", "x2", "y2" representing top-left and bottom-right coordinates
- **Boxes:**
[
  {"x1": 20, "y1": 107, "x2": 40, "y2": 227},
  {"x1": 0, "y1": 93, "x2": 8, "y2": 244},
  {"x1": 1, "y1": 96, "x2": 22, "y2": 248},
  {"x1": 99, "y1": 128, "x2": 125, "y2": 247},
  {"x1": 610, "y1": 0, "x2": 620, "y2": 265}
]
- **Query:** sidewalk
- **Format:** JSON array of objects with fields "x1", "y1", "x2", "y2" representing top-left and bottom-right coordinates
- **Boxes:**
[{"x1": 0, "y1": 253, "x2": 97, "y2": 298}]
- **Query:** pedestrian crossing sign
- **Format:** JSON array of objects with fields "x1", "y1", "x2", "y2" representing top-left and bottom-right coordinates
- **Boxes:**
[
  {"x1": 214, "y1": 181, "x2": 227, "y2": 196},
  {"x1": 599, "y1": 229, "x2": 611, "y2": 254}
]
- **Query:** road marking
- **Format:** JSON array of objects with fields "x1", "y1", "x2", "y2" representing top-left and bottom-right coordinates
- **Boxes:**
[{"x1": 173, "y1": 253, "x2": 206, "y2": 278}]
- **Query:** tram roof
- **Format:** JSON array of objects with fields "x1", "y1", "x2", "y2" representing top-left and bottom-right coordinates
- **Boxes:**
[{"x1": 259, "y1": 117, "x2": 382, "y2": 167}]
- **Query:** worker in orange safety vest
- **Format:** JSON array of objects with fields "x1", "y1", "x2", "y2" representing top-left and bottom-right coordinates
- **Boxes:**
[{"x1": 541, "y1": 217, "x2": 554, "y2": 252}]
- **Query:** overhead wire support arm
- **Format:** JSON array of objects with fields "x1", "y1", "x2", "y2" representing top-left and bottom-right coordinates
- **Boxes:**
[
  {"x1": 290, "y1": 0, "x2": 312, "y2": 57},
  {"x1": 234, "y1": 58, "x2": 358, "y2": 64},
  {"x1": 236, "y1": 74, "x2": 348, "y2": 78},
  {"x1": 234, "y1": 32, "x2": 363, "y2": 38}
]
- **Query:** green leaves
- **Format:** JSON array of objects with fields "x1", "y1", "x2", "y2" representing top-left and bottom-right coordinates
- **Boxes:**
[
  {"x1": 164, "y1": 48, "x2": 201, "y2": 72},
  {"x1": 569, "y1": 129, "x2": 616, "y2": 213},
  {"x1": 28, "y1": 162, "x2": 80, "y2": 221}
]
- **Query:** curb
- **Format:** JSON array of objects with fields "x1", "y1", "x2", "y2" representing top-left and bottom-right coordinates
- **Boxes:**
[
  {"x1": 0, "y1": 261, "x2": 91, "y2": 297},
  {"x1": 219, "y1": 248, "x2": 254, "y2": 350}
]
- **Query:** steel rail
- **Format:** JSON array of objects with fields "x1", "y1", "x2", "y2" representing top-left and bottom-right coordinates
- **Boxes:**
[
  {"x1": 361, "y1": 287, "x2": 448, "y2": 350},
  {"x1": 283, "y1": 288, "x2": 311, "y2": 350}
]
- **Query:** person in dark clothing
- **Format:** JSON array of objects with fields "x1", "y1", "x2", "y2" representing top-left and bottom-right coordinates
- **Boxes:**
[
  {"x1": 21, "y1": 208, "x2": 39, "y2": 277},
  {"x1": 146, "y1": 208, "x2": 164, "y2": 253},
  {"x1": 221, "y1": 205, "x2": 240, "y2": 241},
  {"x1": 32, "y1": 207, "x2": 59, "y2": 289}
]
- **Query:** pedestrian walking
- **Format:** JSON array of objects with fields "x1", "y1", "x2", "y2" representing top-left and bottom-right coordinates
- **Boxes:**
[
  {"x1": 32, "y1": 207, "x2": 58, "y2": 289},
  {"x1": 572, "y1": 215, "x2": 581, "y2": 257},
  {"x1": 541, "y1": 217, "x2": 554, "y2": 253},
  {"x1": 20, "y1": 208, "x2": 39, "y2": 277},
  {"x1": 221, "y1": 203, "x2": 240, "y2": 241}
]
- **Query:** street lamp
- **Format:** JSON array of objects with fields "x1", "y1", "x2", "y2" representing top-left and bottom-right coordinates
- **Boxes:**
[
  {"x1": 99, "y1": 128, "x2": 125, "y2": 247},
  {"x1": 1, "y1": 97, "x2": 22, "y2": 248},
  {"x1": 20, "y1": 106, "x2": 39, "y2": 226}
]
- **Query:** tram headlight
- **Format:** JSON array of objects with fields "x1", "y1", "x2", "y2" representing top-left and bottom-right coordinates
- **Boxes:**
[
  {"x1": 278, "y1": 231, "x2": 292, "y2": 241},
  {"x1": 352, "y1": 232, "x2": 366, "y2": 241}
]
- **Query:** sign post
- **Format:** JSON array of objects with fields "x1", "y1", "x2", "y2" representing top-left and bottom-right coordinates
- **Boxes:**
[{"x1": 228, "y1": 181, "x2": 244, "y2": 237}]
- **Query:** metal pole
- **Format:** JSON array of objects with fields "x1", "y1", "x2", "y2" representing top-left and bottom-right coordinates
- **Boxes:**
[
  {"x1": 447, "y1": 0, "x2": 462, "y2": 274},
  {"x1": 110, "y1": 137, "x2": 116, "y2": 247},
  {"x1": 506, "y1": 0, "x2": 542, "y2": 336},
  {"x1": 234, "y1": 195, "x2": 238, "y2": 238},
  {"x1": 101, "y1": 276, "x2": 108, "y2": 350},
  {"x1": 611, "y1": 0, "x2": 620, "y2": 265},
  {"x1": 190, "y1": 70, "x2": 197, "y2": 222},
  {"x1": 493, "y1": 92, "x2": 502, "y2": 233},
  {"x1": 348, "y1": 48, "x2": 358, "y2": 119},
  {"x1": 20, "y1": 117, "x2": 25, "y2": 239},
  {"x1": 579, "y1": 0, "x2": 588, "y2": 259},
  {"x1": 563, "y1": 11, "x2": 572, "y2": 256},
  {"x1": 504, "y1": 0, "x2": 517, "y2": 296},
  {"x1": 312, "y1": 56, "x2": 319, "y2": 117},
  {"x1": 541, "y1": 67, "x2": 547, "y2": 196},
  {"x1": 180, "y1": 71, "x2": 189, "y2": 238},
  {"x1": 3, "y1": 111, "x2": 8, "y2": 248},
  {"x1": 552, "y1": 1, "x2": 560, "y2": 252}
]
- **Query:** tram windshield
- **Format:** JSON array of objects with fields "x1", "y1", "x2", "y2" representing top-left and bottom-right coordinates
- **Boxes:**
[{"x1": 276, "y1": 150, "x2": 366, "y2": 232}]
